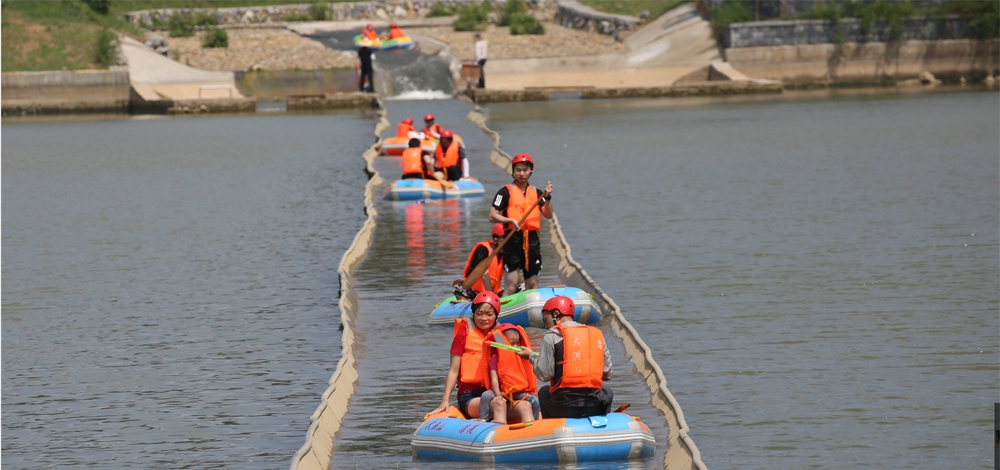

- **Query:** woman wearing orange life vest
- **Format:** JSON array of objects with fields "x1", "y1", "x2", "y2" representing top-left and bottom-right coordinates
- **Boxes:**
[
  {"x1": 518, "y1": 296, "x2": 613, "y2": 419},
  {"x1": 459, "y1": 223, "x2": 505, "y2": 297},
  {"x1": 401, "y1": 138, "x2": 434, "y2": 180},
  {"x1": 396, "y1": 117, "x2": 415, "y2": 138},
  {"x1": 482, "y1": 324, "x2": 539, "y2": 424},
  {"x1": 488, "y1": 153, "x2": 553, "y2": 296},
  {"x1": 429, "y1": 291, "x2": 501, "y2": 420},
  {"x1": 422, "y1": 114, "x2": 443, "y2": 140},
  {"x1": 433, "y1": 129, "x2": 469, "y2": 182}
]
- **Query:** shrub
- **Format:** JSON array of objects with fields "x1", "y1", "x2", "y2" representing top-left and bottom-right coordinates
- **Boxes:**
[
  {"x1": 193, "y1": 12, "x2": 218, "y2": 27},
  {"x1": 84, "y1": 0, "x2": 109, "y2": 15},
  {"x1": 94, "y1": 27, "x2": 119, "y2": 67},
  {"x1": 285, "y1": 11, "x2": 312, "y2": 21},
  {"x1": 311, "y1": 3, "x2": 329, "y2": 21},
  {"x1": 453, "y1": 1, "x2": 490, "y2": 32},
  {"x1": 710, "y1": 1, "x2": 752, "y2": 44},
  {"x1": 509, "y1": 12, "x2": 544, "y2": 35},
  {"x1": 498, "y1": 0, "x2": 527, "y2": 26},
  {"x1": 169, "y1": 14, "x2": 193, "y2": 37},
  {"x1": 426, "y1": 1, "x2": 456, "y2": 18},
  {"x1": 202, "y1": 27, "x2": 228, "y2": 48}
]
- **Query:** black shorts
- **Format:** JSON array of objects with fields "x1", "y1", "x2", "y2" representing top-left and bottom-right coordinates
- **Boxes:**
[
  {"x1": 401, "y1": 173, "x2": 424, "y2": 180},
  {"x1": 503, "y1": 230, "x2": 541, "y2": 278},
  {"x1": 444, "y1": 165, "x2": 462, "y2": 181},
  {"x1": 457, "y1": 389, "x2": 486, "y2": 418}
]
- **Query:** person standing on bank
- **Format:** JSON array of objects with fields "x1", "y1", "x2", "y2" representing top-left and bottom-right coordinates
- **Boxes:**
[
  {"x1": 518, "y1": 295, "x2": 613, "y2": 419},
  {"x1": 357, "y1": 46, "x2": 374, "y2": 93},
  {"x1": 489, "y1": 153, "x2": 553, "y2": 297},
  {"x1": 474, "y1": 33, "x2": 488, "y2": 89}
]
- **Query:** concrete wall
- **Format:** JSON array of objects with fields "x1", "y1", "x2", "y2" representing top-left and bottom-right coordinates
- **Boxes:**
[
  {"x1": 556, "y1": 0, "x2": 641, "y2": 37},
  {"x1": 2, "y1": 70, "x2": 130, "y2": 115},
  {"x1": 726, "y1": 39, "x2": 1000, "y2": 84},
  {"x1": 727, "y1": 16, "x2": 976, "y2": 48}
]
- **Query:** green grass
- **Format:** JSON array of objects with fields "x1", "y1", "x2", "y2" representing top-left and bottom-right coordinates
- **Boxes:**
[
  {"x1": 2, "y1": 0, "x2": 143, "y2": 71},
  {"x1": 107, "y1": 0, "x2": 355, "y2": 14},
  {"x1": 577, "y1": 0, "x2": 689, "y2": 20}
]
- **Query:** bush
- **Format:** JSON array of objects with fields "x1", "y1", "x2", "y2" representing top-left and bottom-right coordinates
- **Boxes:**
[
  {"x1": 509, "y1": 12, "x2": 544, "y2": 35},
  {"x1": 202, "y1": 27, "x2": 228, "y2": 48},
  {"x1": 452, "y1": 1, "x2": 490, "y2": 32},
  {"x1": 193, "y1": 12, "x2": 218, "y2": 27},
  {"x1": 285, "y1": 11, "x2": 312, "y2": 21},
  {"x1": 498, "y1": 0, "x2": 527, "y2": 26},
  {"x1": 83, "y1": 0, "x2": 109, "y2": 15},
  {"x1": 710, "y1": 1, "x2": 752, "y2": 44},
  {"x1": 311, "y1": 3, "x2": 329, "y2": 21},
  {"x1": 168, "y1": 14, "x2": 193, "y2": 37},
  {"x1": 94, "y1": 27, "x2": 119, "y2": 67},
  {"x1": 426, "y1": 1, "x2": 456, "y2": 18}
]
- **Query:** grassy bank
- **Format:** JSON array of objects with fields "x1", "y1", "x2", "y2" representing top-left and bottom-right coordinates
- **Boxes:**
[
  {"x1": 578, "y1": 0, "x2": 688, "y2": 20},
  {"x1": 2, "y1": 0, "x2": 144, "y2": 71}
]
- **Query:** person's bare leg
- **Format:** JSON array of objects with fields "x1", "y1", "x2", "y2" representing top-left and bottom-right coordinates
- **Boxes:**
[
  {"x1": 503, "y1": 271, "x2": 520, "y2": 297},
  {"x1": 524, "y1": 274, "x2": 539, "y2": 291},
  {"x1": 490, "y1": 396, "x2": 507, "y2": 424},
  {"x1": 512, "y1": 400, "x2": 534, "y2": 423}
]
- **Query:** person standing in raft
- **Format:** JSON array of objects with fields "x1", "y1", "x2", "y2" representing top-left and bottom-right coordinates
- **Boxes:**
[
  {"x1": 455, "y1": 223, "x2": 506, "y2": 300},
  {"x1": 434, "y1": 129, "x2": 469, "y2": 182},
  {"x1": 520, "y1": 295, "x2": 613, "y2": 419},
  {"x1": 396, "y1": 117, "x2": 416, "y2": 138},
  {"x1": 430, "y1": 292, "x2": 501, "y2": 420},
  {"x1": 357, "y1": 45, "x2": 374, "y2": 93},
  {"x1": 401, "y1": 138, "x2": 434, "y2": 180},
  {"x1": 482, "y1": 324, "x2": 539, "y2": 425},
  {"x1": 422, "y1": 114, "x2": 443, "y2": 140},
  {"x1": 489, "y1": 153, "x2": 553, "y2": 296}
]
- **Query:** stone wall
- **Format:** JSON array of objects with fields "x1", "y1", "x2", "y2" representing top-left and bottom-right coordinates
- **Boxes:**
[
  {"x1": 727, "y1": 16, "x2": 975, "y2": 48},
  {"x1": 2, "y1": 70, "x2": 130, "y2": 115},
  {"x1": 555, "y1": 0, "x2": 640, "y2": 37}
]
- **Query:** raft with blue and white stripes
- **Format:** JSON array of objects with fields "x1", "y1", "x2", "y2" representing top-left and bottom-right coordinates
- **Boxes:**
[
  {"x1": 384, "y1": 178, "x2": 485, "y2": 201},
  {"x1": 412, "y1": 409, "x2": 655, "y2": 463},
  {"x1": 429, "y1": 286, "x2": 601, "y2": 327}
]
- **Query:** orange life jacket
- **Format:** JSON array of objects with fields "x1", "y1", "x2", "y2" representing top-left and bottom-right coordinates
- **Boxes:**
[
  {"x1": 463, "y1": 241, "x2": 503, "y2": 294},
  {"x1": 397, "y1": 123, "x2": 415, "y2": 138},
  {"x1": 424, "y1": 123, "x2": 442, "y2": 140},
  {"x1": 504, "y1": 183, "x2": 541, "y2": 232},
  {"x1": 454, "y1": 318, "x2": 491, "y2": 388},
  {"x1": 435, "y1": 142, "x2": 461, "y2": 177},
  {"x1": 401, "y1": 147, "x2": 426, "y2": 176},
  {"x1": 362, "y1": 28, "x2": 378, "y2": 40},
  {"x1": 485, "y1": 325, "x2": 537, "y2": 396},
  {"x1": 388, "y1": 27, "x2": 405, "y2": 39},
  {"x1": 551, "y1": 324, "x2": 605, "y2": 392}
]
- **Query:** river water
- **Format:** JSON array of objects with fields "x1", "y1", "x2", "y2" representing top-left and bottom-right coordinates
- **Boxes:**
[{"x1": 3, "y1": 90, "x2": 997, "y2": 469}]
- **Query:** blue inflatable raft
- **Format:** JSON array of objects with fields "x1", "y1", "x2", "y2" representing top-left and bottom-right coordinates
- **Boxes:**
[
  {"x1": 412, "y1": 411, "x2": 655, "y2": 463},
  {"x1": 385, "y1": 178, "x2": 485, "y2": 201},
  {"x1": 429, "y1": 286, "x2": 601, "y2": 328}
]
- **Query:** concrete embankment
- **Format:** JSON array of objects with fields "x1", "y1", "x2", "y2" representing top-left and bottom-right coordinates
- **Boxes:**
[{"x1": 2, "y1": 70, "x2": 130, "y2": 116}]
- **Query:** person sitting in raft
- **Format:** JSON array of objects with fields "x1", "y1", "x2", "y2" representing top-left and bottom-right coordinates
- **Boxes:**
[
  {"x1": 489, "y1": 153, "x2": 553, "y2": 296},
  {"x1": 401, "y1": 138, "x2": 434, "y2": 180},
  {"x1": 482, "y1": 324, "x2": 539, "y2": 424},
  {"x1": 396, "y1": 117, "x2": 416, "y2": 138},
  {"x1": 430, "y1": 291, "x2": 501, "y2": 420},
  {"x1": 522, "y1": 295, "x2": 613, "y2": 419},
  {"x1": 433, "y1": 129, "x2": 469, "y2": 182},
  {"x1": 422, "y1": 114, "x2": 443, "y2": 140},
  {"x1": 386, "y1": 22, "x2": 405, "y2": 40},
  {"x1": 361, "y1": 23, "x2": 378, "y2": 41},
  {"x1": 455, "y1": 223, "x2": 506, "y2": 299}
]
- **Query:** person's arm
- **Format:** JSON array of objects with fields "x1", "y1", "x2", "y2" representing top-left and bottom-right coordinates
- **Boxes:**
[
  {"x1": 602, "y1": 335, "x2": 613, "y2": 380},
  {"x1": 430, "y1": 354, "x2": 462, "y2": 414},
  {"x1": 489, "y1": 188, "x2": 517, "y2": 227},
  {"x1": 530, "y1": 331, "x2": 557, "y2": 382},
  {"x1": 489, "y1": 367, "x2": 502, "y2": 398},
  {"x1": 539, "y1": 183, "x2": 554, "y2": 219}
]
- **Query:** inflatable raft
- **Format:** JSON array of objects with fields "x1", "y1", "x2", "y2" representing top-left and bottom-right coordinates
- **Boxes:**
[
  {"x1": 429, "y1": 286, "x2": 601, "y2": 327},
  {"x1": 385, "y1": 178, "x2": 485, "y2": 201},
  {"x1": 412, "y1": 407, "x2": 655, "y2": 463},
  {"x1": 354, "y1": 35, "x2": 414, "y2": 51},
  {"x1": 380, "y1": 134, "x2": 463, "y2": 156}
]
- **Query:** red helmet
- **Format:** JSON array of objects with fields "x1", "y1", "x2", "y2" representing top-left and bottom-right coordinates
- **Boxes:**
[
  {"x1": 367, "y1": 23, "x2": 374, "y2": 28},
  {"x1": 472, "y1": 291, "x2": 501, "y2": 316},
  {"x1": 402, "y1": 117, "x2": 413, "y2": 124},
  {"x1": 542, "y1": 295, "x2": 575, "y2": 318},
  {"x1": 440, "y1": 129, "x2": 453, "y2": 139},
  {"x1": 491, "y1": 223, "x2": 505, "y2": 238},
  {"x1": 511, "y1": 153, "x2": 534, "y2": 169},
  {"x1": 424, "y1": 114, "x2": 435, "y2": 122},
  {"x1": 390, "y1": 22, "x2": 397, "y2": 27}
]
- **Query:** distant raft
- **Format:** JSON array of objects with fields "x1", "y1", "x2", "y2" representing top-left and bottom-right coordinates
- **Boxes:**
[
  {"x1": 412, "y1": 407, "x2": 655, "y2": 463},
  {"x1": 380, "y1": 134, "x2": 462, "y2": 156},
  {"x1": 385, "y1": 178, "x2": 485, "y2": 201},
  {"x1": 354, "y1": 35, "x2": 415, "y2": 51},
  {"x1": 429, "y1": 286, "x2": 601, "y2": 328}
]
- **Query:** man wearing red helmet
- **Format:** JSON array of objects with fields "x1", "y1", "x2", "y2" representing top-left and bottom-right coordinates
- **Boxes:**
[
  {"x1": 489, "y1": 153, "x2": 553, "y2": 296},
  {"x1": 361, "y1": 23, "x2": 378, "y2": 41},
  {"x1": 517, "y1": 295, "x2": 613, "y2": 419},
  {"x1": 396, "y1": 117, "x2": 416, "y2": 138},
  {"x1": 430, "y1": 291, "x2": 501, "y2": 420},
  {"x1": 457, "y1": 223, "x2": 506, "y2": 298},
  {"x1": 386, "y1": 22, "x2": 405, "y2": 39},
  {"x1": 433, "y1": 129, "x2": 468, "y2": 181},
  {"x1": 401, "y1": 138, "x2": 434, "y2": 180}
]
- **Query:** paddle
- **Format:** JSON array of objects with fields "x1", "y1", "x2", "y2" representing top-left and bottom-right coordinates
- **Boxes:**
[
  {"x1": 461, "y1": 189, "x2": 549, "y2": 291},
  {"x1": 489, "y1": 341, "x2": 540, "y2": 356}
]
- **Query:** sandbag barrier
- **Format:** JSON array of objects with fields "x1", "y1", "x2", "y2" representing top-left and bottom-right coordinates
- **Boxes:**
[
  {"x1": 289, "y1": 103, "x2": 390, "y2": 470},
  {"x1": 461, "y1": 95, "x2": 708, "y2": 470}
]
